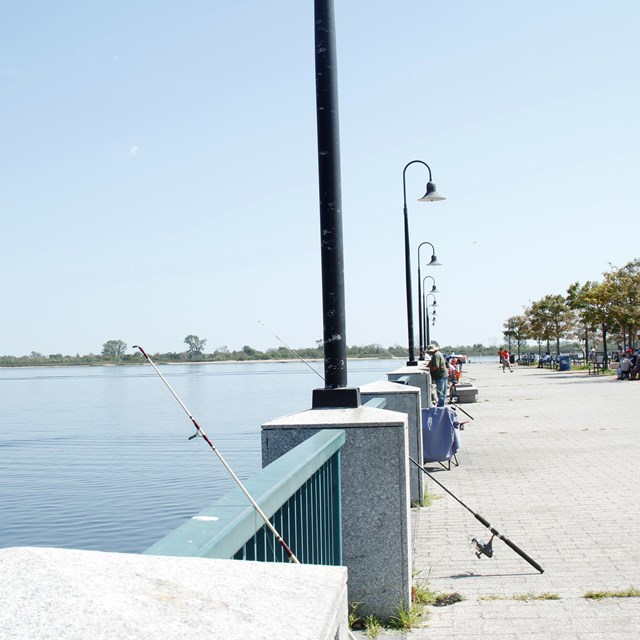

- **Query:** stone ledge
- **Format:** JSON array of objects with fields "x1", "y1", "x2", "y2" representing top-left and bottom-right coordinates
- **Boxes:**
[{"x1": 0, "y1": 547, "x2": 348, "y2": 640}]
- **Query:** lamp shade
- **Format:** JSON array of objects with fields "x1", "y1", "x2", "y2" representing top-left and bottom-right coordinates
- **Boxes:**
[
  {"x1": 417, "y1": 181, "x2": 446, "y2": 203},
  {"x1": 430, "y1": 285, "x2": 439, "y2": 294},
  {"x1": 428, "y1": 254, "x2": 442, "y2": 266}
]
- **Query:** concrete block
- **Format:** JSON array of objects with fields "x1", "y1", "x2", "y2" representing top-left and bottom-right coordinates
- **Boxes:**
[
  {"x1": 262, "y1": 406, "x2": 411, "y2": 621},
  {"x1": 360, "y1": 381, "x2": 423, "y2": 506},
  {"x1": 0, "y1": 546, "x2": 349, "y2": 640},
  {"x1": 456, "y1": 386, "x2": 478, "y2": 403},
  {"x1": 387, "y1": 365, "x2": 432, "y2": 408}
]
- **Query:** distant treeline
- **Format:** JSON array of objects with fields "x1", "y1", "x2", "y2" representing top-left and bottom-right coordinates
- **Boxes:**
[{"x1": 0, "y1": 341, "x2": 585, "y2": 368}]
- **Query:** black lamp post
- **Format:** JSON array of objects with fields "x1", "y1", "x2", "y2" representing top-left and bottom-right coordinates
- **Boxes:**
[
  {"x1": 424, "y1": 292, "x2": 438, "y2": 350},
  {"x1": 311, "y1": 0, "x2": 360, "y2": 408},
  {"x1": 402, "y1": 161, "x2": 445, "y2": 366},
  {"x1": 421, "y1": 276, "x2": 439, "y2": 357},
  {"x1": 417, "y1": 248, "x2": 441, "y2": 359}
]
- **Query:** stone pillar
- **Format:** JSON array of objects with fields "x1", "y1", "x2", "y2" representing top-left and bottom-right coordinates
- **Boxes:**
[
  {"x1": 262, "y1": 406, "x2": 411, "y2": 621},
  {"x1": 360, "y1": 381, "x2": 423, "y2": 506},
  {"x1": 387, "y1": 365, "x2": 432, "y2": 408}
]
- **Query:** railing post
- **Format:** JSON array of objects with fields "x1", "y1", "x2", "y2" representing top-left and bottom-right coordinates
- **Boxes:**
[
  {"x1": 388, "y1": 366, "x2": 432, "y2": 408},
  {"x1": 360, "y1": 381, "x2": 423, "y2": 506},
  {"x1": 262, "y1": 407, "x2": 411, "y2": 620}
]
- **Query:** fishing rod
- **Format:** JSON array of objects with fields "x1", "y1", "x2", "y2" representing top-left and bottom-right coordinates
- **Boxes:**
[
  {"x1": 135, "y1": 345, "x2": 361, "y2": 640},
  {"x1": 257, "y1": 320, "x2": 324, "y2": 381},
  {"x1": 133, "y1": 345, "x2": 299, "y2": 563},
  {"x1": 451, "y1": 401, "x2": 474, "y2": 421},
  {"x1": 409, "y1": 455, "x2": 544, "y2": 574}
]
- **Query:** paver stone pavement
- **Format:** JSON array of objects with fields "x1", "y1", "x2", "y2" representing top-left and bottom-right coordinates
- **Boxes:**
[{"x1": 353, "y1": 361, "x2": 640, "y2": 639}]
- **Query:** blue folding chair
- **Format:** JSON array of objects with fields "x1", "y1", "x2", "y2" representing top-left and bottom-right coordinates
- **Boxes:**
[{"x1": 421, "y1": 406, "x2": 461, "y2": 470}]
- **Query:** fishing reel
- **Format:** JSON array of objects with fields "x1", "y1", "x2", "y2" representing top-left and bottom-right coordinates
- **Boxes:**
[{"x1": 472, "y1": 535, "x2": 495, "y2": 559}]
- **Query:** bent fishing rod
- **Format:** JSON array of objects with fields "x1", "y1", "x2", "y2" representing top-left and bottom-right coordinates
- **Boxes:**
[
  {"x1": 409, "y1": 455, "x2": 544, "y2": 574},
  {"x1": 133, "y1": 345, "x2": 299, "y2": 563}
]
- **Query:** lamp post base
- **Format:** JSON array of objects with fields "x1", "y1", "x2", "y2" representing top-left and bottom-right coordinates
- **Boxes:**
[{"x1": 312, "y1": 387, "x2": 361, "y2": 409}]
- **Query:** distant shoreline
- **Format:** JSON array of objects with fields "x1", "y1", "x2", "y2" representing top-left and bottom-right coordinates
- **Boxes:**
[{"x1": 0, "y1": 356, "x2": 396, "y2": 370}]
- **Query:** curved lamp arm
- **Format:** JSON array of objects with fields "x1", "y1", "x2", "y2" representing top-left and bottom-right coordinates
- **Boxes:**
[{"x1": 423, "y1": 275, "x2": 439, "y2": 294}]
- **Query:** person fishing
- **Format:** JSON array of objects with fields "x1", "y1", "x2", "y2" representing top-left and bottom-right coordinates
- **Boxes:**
[{"x1": 426, "y1": 343, "x2": 449, "y2": 407}]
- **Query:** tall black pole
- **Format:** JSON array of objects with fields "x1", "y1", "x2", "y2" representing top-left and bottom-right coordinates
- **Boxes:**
[
  {"x1": 425, "y1": 293, "x2": 436, "y2": 349},
  {"x1": 422, "y1": 287, "x2": 431, "y2": 350},
  {"x1": 402, "y1": 200, "x2": 416, "y2": 366},
  {"x1": 417, "y1": 260, "x2": 423, "y2": 360},
  {"x1": 312, "y1": 0, "x2": 360, "y2": 408},
  {"x1": 416, "y1": 242, "x2": 436, "y2": 359},
  {"x1": 402, "y1": 161, "x2": 433, "y2": 366}
]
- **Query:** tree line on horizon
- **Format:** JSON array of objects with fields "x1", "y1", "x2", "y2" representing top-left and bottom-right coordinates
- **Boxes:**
[
  {"x1": 502, "y1": 258, "x2": 640, "y2": 365},
  {"x1": 0, "y1": 335, "x2": 533, "y2": 367}
]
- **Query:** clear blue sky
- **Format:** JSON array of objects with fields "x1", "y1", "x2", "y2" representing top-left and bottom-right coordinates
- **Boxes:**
[{"x1": 2, "y1": 1, "x2": 639, "y2": 356}]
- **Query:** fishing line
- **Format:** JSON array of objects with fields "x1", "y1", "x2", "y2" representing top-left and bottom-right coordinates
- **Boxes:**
[
  {"x1": 409, "y1": 456, "x2": 544, "y2": 573},
  {"x1": 257, "y1": 320, "x2": 325, "y2": 381},
  {"x1": 133, "y1": 345, "x2": 299, "y2": 563}
]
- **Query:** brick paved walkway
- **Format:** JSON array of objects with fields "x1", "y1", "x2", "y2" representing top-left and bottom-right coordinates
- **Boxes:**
[{"x1": 356, "y1": 362, "x2": 640, "y2": 639}]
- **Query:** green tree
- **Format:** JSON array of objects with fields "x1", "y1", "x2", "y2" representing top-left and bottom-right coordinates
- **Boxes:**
[
  {"x1": 102, "y1": 339, "x2": 127, "y2": 357},
  {"x1": 567, "y1": 281, "x2": 599, "y2": 358},
  {"x1": 184, "y1": 335, "x2": 207, "y2": 358},
  {"x1": 568, "y1": 280, "x2": 616, "y2": 367},
  {"x1": 606, "y1": 259, "x2": 640, "y2": 349},
  {"x1": 503, "y1": 315, "x2": 529, "y2": 360},
  {"x1": 526, "y1": 295, "x2": 573, "y2": 356},
  {"x1": 526, "y1": 300, "x2": 553, "y2": 354}
]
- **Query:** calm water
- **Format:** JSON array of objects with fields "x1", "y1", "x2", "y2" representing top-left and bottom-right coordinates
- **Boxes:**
[{"x1": 0, "y1": 359, "x2": 398, "y2": 553}]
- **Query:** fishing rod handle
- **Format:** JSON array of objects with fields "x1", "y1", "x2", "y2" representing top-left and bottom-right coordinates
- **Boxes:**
[
  {"x1": 474, "y1": 514, "x2": 544, "y2": 574},
  {"x1": 500, "y1": 535, "x2": 544, "y2": 574}
]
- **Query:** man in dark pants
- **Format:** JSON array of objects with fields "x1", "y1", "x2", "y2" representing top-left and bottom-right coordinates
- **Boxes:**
[{"x1": 426, "y1": 343, "x2": 448, "y2": 407}]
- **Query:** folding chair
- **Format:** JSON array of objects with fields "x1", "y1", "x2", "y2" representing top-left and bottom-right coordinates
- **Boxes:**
[{"x1": 421, "y1": 405, "x2": 461, "y2": 470}]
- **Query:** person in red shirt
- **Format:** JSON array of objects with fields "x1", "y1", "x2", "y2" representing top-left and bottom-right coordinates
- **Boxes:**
[{"x1": 502, "y1": 348, "x2": 513, "y2": 372}]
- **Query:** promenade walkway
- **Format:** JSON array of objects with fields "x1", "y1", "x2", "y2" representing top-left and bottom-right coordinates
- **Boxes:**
[{"x1": 358, "y1": 361, "x2": 640, "y2": 639}]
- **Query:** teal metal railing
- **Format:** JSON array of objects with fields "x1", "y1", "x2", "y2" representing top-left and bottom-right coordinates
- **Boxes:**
[{"x1": 144, "y1": 429, "x2": 345, "y2": 566}]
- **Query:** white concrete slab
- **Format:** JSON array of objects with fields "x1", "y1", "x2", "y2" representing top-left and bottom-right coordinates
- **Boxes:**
[{"x1": 0, "y1": 547, "x2": 348, "y2": 640}]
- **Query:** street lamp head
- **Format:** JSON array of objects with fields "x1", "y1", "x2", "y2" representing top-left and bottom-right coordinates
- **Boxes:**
[
  {"x1": 427, "y1": 254, "x2": 442, "y2": 266},
  {"x1": 430, "y1": 284, "x2": 439, "y2": 294},
  {"x1": 417, "y1": 181, "x2": 446, "y2": 203}
]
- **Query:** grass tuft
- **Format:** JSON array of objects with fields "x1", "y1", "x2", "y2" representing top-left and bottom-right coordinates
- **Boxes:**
[
  {"x1": 583, "y1": 587, "x2": 640, "y2": 600},
  {"x1": 363, "y1": 615, "x2": 383, "y2": 639},
  {"x1": 480, "y1": 592, "x2": 561, "y2": 601},
  {"x1": 413, "y1": 581, "x2": 463, "y2": 606},
  {"x1": 388, "y1": 603, "x2": 425, "y2": 630},
  {"x1": 348, "y1": 602, "x2": 362, "y2": 630}
]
